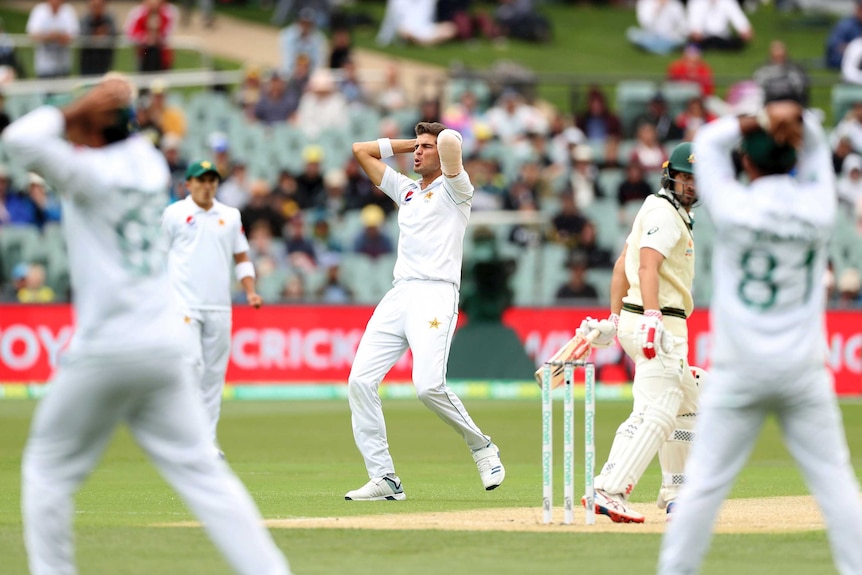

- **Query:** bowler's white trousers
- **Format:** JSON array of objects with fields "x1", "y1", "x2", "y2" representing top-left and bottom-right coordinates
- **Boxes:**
[
  {"x1": 348, "y1": 280, "x2": 491, "y2": 478},
  {"x1": 183, "y1": 309, "x2": 232, "y2": 443},
  {"x1": 658, "y1": 363, "x2": 862, "y2": 575},
  {"x1": 22, "y1": 347, "x2": 290, "y2": 575}
]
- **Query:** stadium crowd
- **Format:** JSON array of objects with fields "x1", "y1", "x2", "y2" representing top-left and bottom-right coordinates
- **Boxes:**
[{"x1": 0, "y1": 0, "x2": 861, "y2": 309}]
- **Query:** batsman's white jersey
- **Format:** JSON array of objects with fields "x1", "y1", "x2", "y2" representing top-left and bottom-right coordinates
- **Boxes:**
[
  {"x1": 3, "y1": 106, "x2": 290, "y2": 575},
  {"x1": 659, "y1": 114, "x2": 862, "y2": 575},
  {"x1": 162, "y1": 197, "x2": 249, "y2": 442},
  {"x1": 349, "y1": 166, "x2": 491, "y2": 479}
]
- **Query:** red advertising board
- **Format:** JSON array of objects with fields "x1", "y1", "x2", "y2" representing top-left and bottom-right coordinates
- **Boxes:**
[{"x1": 0, "y1": 305, "x2": 860, "y2": 394}]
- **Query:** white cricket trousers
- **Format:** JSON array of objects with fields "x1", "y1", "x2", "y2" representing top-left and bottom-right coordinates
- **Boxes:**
[
  {"x1": 185, "y1": 310, "x2": 232, "y2": 443},
  {"x1": 348, "y1": 280, "x2": 490, "y2": 479},
  {"x1": 22, "y1": 349, "x2": 290, "y2": 575},
  {"x1": 658, "y1": 363, "x2": 862, "y2": 575}
]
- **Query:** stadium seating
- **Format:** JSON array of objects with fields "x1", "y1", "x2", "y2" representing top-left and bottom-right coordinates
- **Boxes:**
[
  {"x1": 831, "y1": 84, "x2": 862, "y2": 124},
  {"x1": 615, "y1": 80, "x2": 658, "y2": 136}
]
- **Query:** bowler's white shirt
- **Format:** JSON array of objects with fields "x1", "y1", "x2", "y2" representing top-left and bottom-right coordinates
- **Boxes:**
[
  {"x1": 694, "y1": 114, "x2": 834, "y2": 370},
  {"x1": 377, "y1": 166, "x2": 473, "y2": 287},
  {"x1": 162, "y1": 197, "x2": 249, "y2": 311},
  {"x1": 2, "y1": 106, "x2": 179, "y2": 355}
]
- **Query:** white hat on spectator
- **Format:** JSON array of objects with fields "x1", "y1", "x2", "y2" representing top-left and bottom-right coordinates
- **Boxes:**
[
  {"x1": 161, "y1": 133, "x2": 183, "y2": 151},
  {"x1": 324, "y1": 168, "x2": 347, "y2": 189},
  {"x1": 838, "y1": 268, "x2": 861, "y2": 294},
  {"x1": 208, "y1": 131, "x2": 229, "y2": 153},
  {"x1": 308, "y1": 69, "x2": 336, "y2": 93}
]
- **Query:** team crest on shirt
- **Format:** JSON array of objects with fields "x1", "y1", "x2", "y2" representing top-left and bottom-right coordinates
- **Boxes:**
[
  {"x1": 428, "y1": 317, "x2": 440, "y2": 329},
  {"x1": 424, "y1": 191, "x2": 434, "y2": 202},
  {"x1": 218, "y1": 219, "x2": 225, "y2": 226},
  {"x1": 185, "y1": 215, "x2": 195, "y2": 226},
  {"x1": 404, "y1": 190, "x2": 414, "y2": 203}
]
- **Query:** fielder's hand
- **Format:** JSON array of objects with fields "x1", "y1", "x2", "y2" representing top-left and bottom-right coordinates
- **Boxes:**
[
  {"x1": 576, "y1": 314, "x2": 618, "y2": 348},
  {"x1": 247, "y1": 292, "x2": 263, "y2": 309},
  {"x1": 637, "y1": 310, "x2": 673, "y2": 359}
]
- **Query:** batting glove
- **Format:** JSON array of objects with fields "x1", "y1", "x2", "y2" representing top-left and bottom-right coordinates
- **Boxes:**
[
  {"x1": 637, "y1": 310, "x2": 673, "y2": 359},
  {"x1": 576, "y1": 315, "x2": 617, "y2": 348}
]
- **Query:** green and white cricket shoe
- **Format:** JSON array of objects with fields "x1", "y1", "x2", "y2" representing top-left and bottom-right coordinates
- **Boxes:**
[
  {"x1": 344, "y1": 477, "x2": 406, "y2": 501},
  {"x1": 473, "y1": 443, "x2": 505, "y2": 490}
]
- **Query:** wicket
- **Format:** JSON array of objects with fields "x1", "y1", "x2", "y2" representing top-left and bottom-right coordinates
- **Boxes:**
[{"x1": 541, "y1": 360, "x2": 596, "y2": 525}]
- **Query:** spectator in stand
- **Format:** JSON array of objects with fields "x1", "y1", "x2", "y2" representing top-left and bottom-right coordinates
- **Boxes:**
[
  {"x1": 754, "y1": 40, "x2": 810, "y2": 106},
  {"x1": 236, "y1": 65, "x2": 263, "y2": 117},
  {"x1": 376, "y1": 63, "x2": 409, "y2": 115},
  {"x1": 208, "y1": 132, "x2": 232, "y2": 179},
  {"x1": 10, "y1": 173, "x2": 62, "y2": 229},
  {"x1": 284, "y1": 216, "x2": 317, "y2": 270},
  {"x1": 241, "y1": 179, "x2": 286, "y2": 239},
  {"x1": 826, "y1": 0, "x2": 862, "y2": 70},
  {"x1": 382, "y1": 0, "x2": 457, "y2": 46},
  {"x1": 16, "y1": 263, "x2": 55, "y2": 304},
  {"x1": 578, "y1": 220, "x2": 613, "y2": 269},
  {"x1": 576, "y1": 87, "x2": 623, "y2": 163},
  {"x1": 617, "y1": 160, "x2": 653, "y2": 211},
  {"x1": 833, "y1": 135, "x2": 855, "y2": 174},
  {"x1": 627, "y1": 0, "x2": 688, "y2": 56},
  {"x1": 280, "y1": 274, "x2": 306, "y2": 303},
  {"x1": 317, "y1": 168, "x2": 349, "y2": 219},
  {"x1": 438, "y1": 0, "x2": 497, "y2": 41},
  {"x1": 555, "y1": 251, "x2": 599, "y2": 303},
  {"x1": 686, "y1": 0, "x2": 752, "y2": 51},
  {"x1": 632, "y1": 92, "x2": 682, "y2": 143},
  {"x1": 486, "y1": 89, "x2": 548, "y2": 144},
  {"x1": 551, "y1": 191, "x2": 588, "y2": 250},
  {"x1": 344, "y1": 156, "x2": 375, "y2": 211},
  {"x1": 147, "y1": 79, "x2": 187, "y2": 138},
  {"x1": 1, "y1": 262, "x2": 29, "y2": 302},
  {"x1": 26, "y1": 0, "x2": 79, "y2": 78},
  {"x1": 160, "y1": 133, "x2": 188, "y2": 203},
  {"x1": 316, "y1": 256, "x2": 353, "y2": 304},
  {"x1": 629, "y1": 122, "x2": 668, "y2": 173},
  {"x1": 830, "y1": 101, "x2": 862, "y2": 156},
  {"x1": 418, "y1": 97, "x2": 442, "y2": 124},
  {"x1": 339, "y1": 59, "x2": 366, "y2": 106},
  {"x1": 838, "y1": 153, "x2": 862, "y2": 211},
  {"x1": 279, "y1": 7, "x2": 328, "y2": 76},
  {"x1": 270, "y1": 169, "x2": 301, "y2": 219},
  {"x1": 310, "y1": 217, "x2": 343, "y2": 260},
  {"x1": 295, "y1": 69, "x2": 349, "y2": 139},
  {"x1": 354, "y1": 204, "x2": 393, "y2": 259},
  {"x1": 569, "y1": 145, "x2": 604, "y2": 210},
  {"x1": 296, "y1": 145, "x2": 326, "y2": 209},
  {"x1": 179, "y1": 0, "x2": 214, "y2": 29},
  {"x1": 673, "y1": 95, "x2": 716, "y2": 141},
  {"x1": 0, "y1": 17, "x2": 27, "y2": 81},
  {"x1": 247, "y1": 219, "x2": 288, "y2": 270},
  {"x1": 442, "y1": 90, "x2": 485, "y2": 156},
  {"x1": 125, "y1": 0, "x2": 177, "y2": 72},
  {"x1": 495, "y1": 0, "x2": 551, "y2": 43},
  {"x1": 217, "y1": 161, "x2": 252, "y2": 210},
  {"x1": 667, "y1": 43, "x2": 714, "y2": 96},
  {"x1": 254, "y1": 70, "x2": 301, "y2": 125},
  {"x1": 508, "y1": 196, "x2": 544, "y2": 248},
  {"x1": 78, "y1": 0, "x2": 116, "y2": 76},
  {"x1": 329, "y1": 26, "x2": 352, "y2": 69}
]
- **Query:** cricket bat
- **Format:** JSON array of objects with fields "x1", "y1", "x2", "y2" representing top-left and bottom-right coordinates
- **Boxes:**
[{"x1": 533, "y1": 328, "x2": 600, "y2": 388}]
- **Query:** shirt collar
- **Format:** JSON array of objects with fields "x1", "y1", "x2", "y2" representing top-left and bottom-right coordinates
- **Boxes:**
[{"x1": 185, "y1": 196, "x2": 223, "y2": 214}]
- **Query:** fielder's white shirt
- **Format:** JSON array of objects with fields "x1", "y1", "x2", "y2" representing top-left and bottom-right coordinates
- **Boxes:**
[
  {"x1": 162, "y1": 197, "x2": 249, "y2": 311},
  {"x1": 693, "y1": 114, "x2": 834, "y2": 369},
  {"x1": 25, "y1": 2, "x2": 80, "y2": 76},
  {"x1": 623, "y1": 192, "x2": 695, "y2": 316},
  {"x1": 377, "y1": 166, "x2": 473, "y2": 288},
  {"x1": 2, "y1": 106, "x2": 179, "y2": 355}
]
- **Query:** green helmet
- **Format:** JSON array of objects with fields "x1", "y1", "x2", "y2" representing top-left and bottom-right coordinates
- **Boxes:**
[{"x1": 667, "y1": 142, "x2": 694, "y2": 175}]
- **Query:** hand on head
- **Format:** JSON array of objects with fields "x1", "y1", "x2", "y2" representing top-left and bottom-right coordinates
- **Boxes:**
[
  {"x1": 765, "y1": 100, "x2": 803, "y2": 148},
  {"x1": 64, "y1": 74, "x2": 136, "y2": 146}
]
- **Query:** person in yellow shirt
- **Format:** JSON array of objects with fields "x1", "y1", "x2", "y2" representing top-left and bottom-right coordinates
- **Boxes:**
[
  {"x1": 16, "y1": 263, "x2": 55, "y2": 303},
  {"x1": 148, "y1": 79, "x2": 186, "y2": 138},
  {"x1": 576, "y1": 142, "x2": 703, "y2": 523}
]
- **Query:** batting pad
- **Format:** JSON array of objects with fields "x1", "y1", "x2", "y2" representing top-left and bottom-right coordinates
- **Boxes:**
[
  {"x1": 657, "y1": 415, "x2": 696, "y2": 508},
  {"x1": 602, "y1": 386, "x2": 684, "y2": 496}
]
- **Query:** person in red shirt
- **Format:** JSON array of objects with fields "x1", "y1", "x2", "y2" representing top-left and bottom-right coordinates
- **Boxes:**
[
  {"x1": 124, "y1": 0, "x2": 177, "y2": 71},
  {"x1": 666, "y1": 43, "x2": 714, "y2": 96}
]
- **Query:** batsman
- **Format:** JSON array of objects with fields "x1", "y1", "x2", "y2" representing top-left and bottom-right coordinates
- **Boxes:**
[{"x1": 578, "y1": 142, "x2": 704, "y2": 523}]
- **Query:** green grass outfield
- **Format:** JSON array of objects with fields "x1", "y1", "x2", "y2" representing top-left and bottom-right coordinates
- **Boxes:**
[{"x1": 2, "y1": 398, "x2": 862, "y2": 574}]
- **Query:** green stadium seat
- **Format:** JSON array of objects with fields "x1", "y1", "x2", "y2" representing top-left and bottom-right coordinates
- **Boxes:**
[
  {"x1": 597, "y1": 168, "x2": 625, "y2": 198},
  {"x1": 616, "y1": 81, "x2": 658, "y2": 137},
  {"x1": 582, "y1": 197, "x2": 622, "y2": 253},
  {"x1": 585, "y1": 268, "x2": 613, "y2": 306},
  {"x1": 511, "y1": 246, "x2": 541, "y2": 305},
  {"x1": 0, "y1": 225, "x2": 45, "y2": 281},
  {"x1": 660, "y1": 81, "x2": 703, "y2": 117},
  {"x1": 831, "y1": 84, "x2": 862, "y2": 124}
]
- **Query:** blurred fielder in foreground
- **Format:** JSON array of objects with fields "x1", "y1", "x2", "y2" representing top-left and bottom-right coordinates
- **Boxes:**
[
  {"x1": 345, "y1": 122, "x2": 504, "y2": 501},
  {"x1": 658, "y1": 102, "x2": 862, "y2": 574},
  {"x1": 162, "y1": 159, "x2": 263, "y2": 457},
  {"x1": 4, "y1": 76, "x2": 291, "y2": 575},
  {"x1": 578, "y1": 142, "x2": 703, "y2": 523}
]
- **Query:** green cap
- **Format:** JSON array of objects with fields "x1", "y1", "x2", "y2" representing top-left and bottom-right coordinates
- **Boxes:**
[
  {"x1": 667, "y1": 142, "x2": 695, "y2": 174},
  {"x1": 185, "y1": 160, "x2": 221, "y2": 181},
  {"x1": 740, "y1": 129, "x2": 797, "y2": 174}
]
